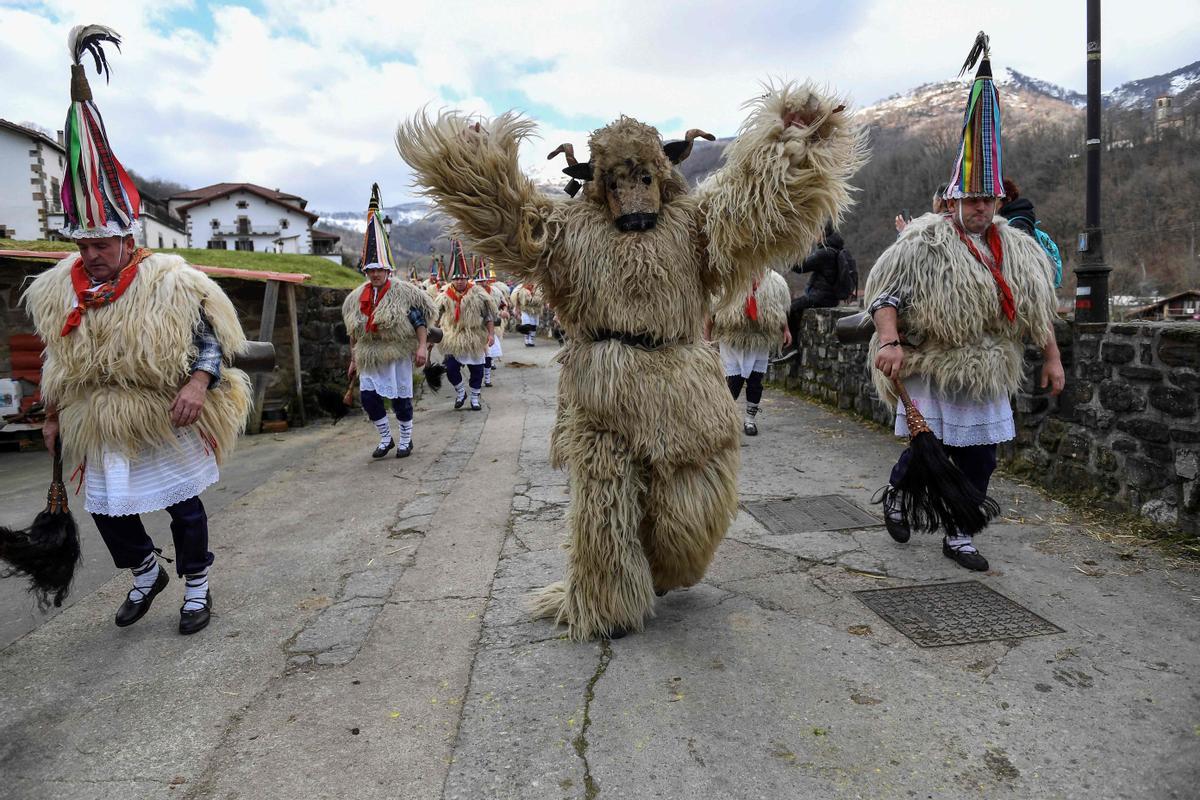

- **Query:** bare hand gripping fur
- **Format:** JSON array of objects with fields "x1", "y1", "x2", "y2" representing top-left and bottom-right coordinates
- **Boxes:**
[{"x1": 396, "y1": 84, "x2": 866, "y2": 640}]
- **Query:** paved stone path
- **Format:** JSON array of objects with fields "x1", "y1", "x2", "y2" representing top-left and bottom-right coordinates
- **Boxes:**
[{"x1": 1, "y1": 333, "x2": 1197, "y2": 799}]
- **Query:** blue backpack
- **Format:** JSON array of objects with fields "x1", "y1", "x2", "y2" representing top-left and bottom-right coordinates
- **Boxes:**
[{"x1": 1008, "y1": 215, "x2": 1063, "y2": 288}]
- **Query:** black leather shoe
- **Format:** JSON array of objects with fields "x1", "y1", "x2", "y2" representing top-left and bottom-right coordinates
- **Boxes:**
[
  {"x1": 484, "y1": 379, "x2": 493, "y2": 387},
  {"x1": 454, "y1": 394, "x2": 466, "y2": 409},
  {"x1": 179, "y1": 591, "x2": 212, "y2": 635},
  {"x1": 470, "y1": 396, "x2": 481, "y2": 411},
  {"x1": 395, "y1": 441, "x2": 413, "y2": 458},
  {"x1": 371, "y1": 440, "x2": 395, "y2": 459},
  {"x1": 943, "y1": 539, "x2": 989, "y2": 571},
  {"x1": 743, "y1": 421, "x2": 758, "y2": 436},
  {"x1": 606, "y1": 626, "x2": 629, "y2": 640},
  {"x1": 882, "y1": 490, "x2": 911, "y2": 543},
  {"x1": 115, "y1": 568, "x2": 169, "y2": 627}
]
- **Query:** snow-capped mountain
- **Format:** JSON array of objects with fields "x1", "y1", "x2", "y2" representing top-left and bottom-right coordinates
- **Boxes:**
[
  {"x1": 1105, "y1": 60, "x2": 1200, "y2": 109},
  {"x1": 315, "y1": 202, "x2": 432, "y2": 234}
]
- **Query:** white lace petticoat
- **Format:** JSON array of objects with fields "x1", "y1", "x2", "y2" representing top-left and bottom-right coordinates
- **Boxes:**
[
  {"x1": 719, "y1": 342, "x2": 769, "y2": 379},
  {"x1": 894, "y1": 374, "x2": 1015, "y2": 447},
  {"x1": 84, "y1": 428, "x2": 219, "y2": 517},
  {"x1": 358, "y1": 357, "x2": 414, "y2": 399}
]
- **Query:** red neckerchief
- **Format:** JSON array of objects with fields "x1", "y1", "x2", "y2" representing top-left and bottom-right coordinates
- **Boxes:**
[
  {"x1": 523, "y1": 283, "x2": 536, "y2": 293},
  {"x1": 446, "y1": 282, "x2": 475, "y2": 322},
  {"x1": 61, "y1": 248, "x2": 150, "y2": 337},
  {"x1": 953, "y1": 222, "x2": 1015, "y2": 323},
  {"x1": 360, "y1": 279, "x2": 391, "y2": 333},
  {"x1": 744, "y1": 279, "x2": 760, "y2": 321}
]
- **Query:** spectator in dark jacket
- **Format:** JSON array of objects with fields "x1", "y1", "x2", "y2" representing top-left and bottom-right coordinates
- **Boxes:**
[
  {"x1": 773, "y1": 222, "x2": 846, "y2": 364},
  {"x1": 999, "y1": 178, "x2": 1036, "y2": 237}
]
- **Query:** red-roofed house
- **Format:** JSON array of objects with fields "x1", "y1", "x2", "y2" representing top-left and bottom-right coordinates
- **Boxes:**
[{"x1": 168, "y1": 182, "x2": 328, "y2": 257}]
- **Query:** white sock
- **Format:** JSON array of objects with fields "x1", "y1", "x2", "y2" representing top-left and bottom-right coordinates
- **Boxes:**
[
  {"x1": 398, "y1": 420, "x2": 413, "y2": 447},
  {"x1": 484, "y1": 367, "x2": 492, "y2": 382},
  {"x1": 183, "y1": 567, "x2": 209, "y2": 611},
  {"x1": 129, "y1": 552, "x2": 160, "y2": 602},
  {"x1": 945, "y1": 534, "x2": 977, "y2": 553},
  {"x1": 745, "y1": 403, "x2": 760, "y2": 424},
  {"x1": 373, "y1": 417, "x2": 392, "y2": 446},
  {"x1": 453, "y1": 382, "x2": 466, "y2": 401},
  {"x1": 470, "y1": 388, "x2": 481, "y2": 402}
]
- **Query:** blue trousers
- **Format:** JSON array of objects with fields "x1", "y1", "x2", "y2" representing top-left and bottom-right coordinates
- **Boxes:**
[
  {"x1": 727, "y1": 372, "x2": 765, "y2": 404},
  {"x1": 92, "y1": 496, "x2": 213, "y2": 577},
  {"x1": 445, "y1": 356, "x2": 484, "y2": 390},
  {"x1": 360, "y1": 389, "x2": 413, "y2": 422}
]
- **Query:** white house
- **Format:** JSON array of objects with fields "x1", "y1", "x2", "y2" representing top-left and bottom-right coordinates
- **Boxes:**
[
  {"x1": 0, "y1": 119, "x2": 66, "y2": 241},
  {"x1": 136, "y1": 194, "x2": 188, "y2": 250},
  {"x1": 168, "y1": 183, "x2": 327, "y2": 256}
]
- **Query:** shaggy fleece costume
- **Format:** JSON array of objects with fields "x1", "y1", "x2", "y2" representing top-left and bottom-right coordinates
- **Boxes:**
[
  {"x1": 511, "y1": 283, "x2": 544, "y2": 316},
  {"x1": 863, "y1": 213, "x2": 1057, "y2": 410},
  {"x1": 342, "y1": 279, "x2": 434, "y2": 372},
  {"x1": 397, "y1": 82, "x2": 866, "y2": 640},
  {"x1": 711, "y1": 268, "x2": 791, "y2": 356},
  {"x1": 435, "y1": 283, "x2": 498, "y2": 359},
  {"x1": 23, "y1": 253, "x2": 251, "y2": 468}
]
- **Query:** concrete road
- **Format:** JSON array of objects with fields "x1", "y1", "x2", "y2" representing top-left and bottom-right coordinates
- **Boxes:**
[{"x1": 1, "y1": 332, "x2": 1198, "y2": 799}]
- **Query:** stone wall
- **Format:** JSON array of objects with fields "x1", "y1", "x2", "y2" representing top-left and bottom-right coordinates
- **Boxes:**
[{"x1": 770, "y1": 307, "x2": 1200, "y2": 535}]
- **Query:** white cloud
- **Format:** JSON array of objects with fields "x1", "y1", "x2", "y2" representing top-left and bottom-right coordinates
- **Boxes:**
[{"x1": 2, "y1": 0, "x2": 1196, "y2": 210}]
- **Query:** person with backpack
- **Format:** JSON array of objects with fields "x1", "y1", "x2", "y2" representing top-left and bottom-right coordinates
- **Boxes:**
[
  {"x1": 773, "y1": 221, "x2": 856, "y2": 364},
  {"x1": 1000, "y1": 178, "x2": 1063, "y2": 287}
]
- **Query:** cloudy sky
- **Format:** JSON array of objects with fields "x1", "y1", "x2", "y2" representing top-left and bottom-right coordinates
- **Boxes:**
[{"x1": 3, "y1": 0, "x2": 1198, "y2": 211}]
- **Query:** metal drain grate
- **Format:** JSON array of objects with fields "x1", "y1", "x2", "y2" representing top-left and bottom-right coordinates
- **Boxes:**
[
  {"x1": 855, "y1": 581, "x2": 1064, "y2": 647},
  {"x1": 742, "y1": 495, "x2": 881, "y2": 534}
]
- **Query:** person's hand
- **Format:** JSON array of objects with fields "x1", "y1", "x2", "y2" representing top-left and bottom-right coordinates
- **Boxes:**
[
  {"x1": 782, "y1": 327, "x2": 793, "y2": 350},
  {"x1": 414, "y1": 345, "x2": 428, "y2": 369},
  {"x1": 894, "y1": 215, "x2": 907, "y2": 233},
  {"x1": 500, "y1": 310, "x2": 510, "y2": 321},
  {"x1": 1041, "y1": 355, "x2": 1066, "y2": 397},
  {"x1": 874, "y1": 343, "x2": 904, "y2": 380},
  {"x1": 487, "y1": 333, "x2": 496, "y2": 348},
  {"x1": 170, "y1": 374, "x2": 209, "y2": 427},
  {"x1": 42, "y1": 417, "x2": 59, "y2": 453}
]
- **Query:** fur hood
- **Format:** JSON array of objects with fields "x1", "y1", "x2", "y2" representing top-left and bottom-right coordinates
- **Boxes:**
[
  {"x1": 22, "y1": 253, "x2": 251, "y2": 464},
  {"x1": 342, "y1": 279, "x2": 433, "y2": 371},
  {"x1": 710, "y1": 268, "x2": 790, "y2": 354},
  {"x1": 863, "y1": 213, "x2": 1058, "y2": 407}
]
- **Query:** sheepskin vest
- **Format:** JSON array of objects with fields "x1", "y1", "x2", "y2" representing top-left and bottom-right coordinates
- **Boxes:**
[
  {"x1": 22, "y1": 253, "x2": 252, "y2": 465},
  {"x1": 342, "y1": 279, "x2": 432, "y2": 372},
  {"x1": 512, "y1": 283, "x2": 544, "y2": 315},
  {"x1": 863, "y1": 213, "x2": 1058, "y2": 408},
  {"x1": 710, "y1": 268, "x2": 790, "y2": 354},
  {"x1": 435, "y1": 284, "x2": 497, "y2": 357}
]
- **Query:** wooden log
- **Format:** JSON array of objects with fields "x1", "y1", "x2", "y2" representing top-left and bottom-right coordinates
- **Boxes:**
[{"x1": 248, "y1": 280, "x2": 279, "y2": 435}]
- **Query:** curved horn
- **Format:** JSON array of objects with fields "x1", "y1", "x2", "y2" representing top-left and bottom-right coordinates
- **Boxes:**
[
  {"x1": 546, "y1": 143, "x2": 579, "y2": 166},
  {"x1": 663, "y1": 128, "x2": 716, "y2": 164}
]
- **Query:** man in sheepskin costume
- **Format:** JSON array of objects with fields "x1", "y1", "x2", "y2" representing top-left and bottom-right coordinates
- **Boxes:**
[
  {"x1": 434, "y1": 241, "x2": 498, "y2": 411},
  {"x1": 866, "y1": 33, "x2": 1064, "y2": 571},
  {"x1": 23, "y1": 26, "x2": 251, "y2": 635},
  {"x1": 707, "y1": 267, "x2": 791, "y2": 436},
  {"x1": 397, "y1": 81, "x2": 866, "y2": 639},
  {"x1": 510, "y1": 280, "x2": 545, "y2": 347},
  {"x1": 342, "y1": 184, "x2": 434, "y2": 459},
  {"x1": 476, "y1": 258, "x2": 509, "y2": 387}
]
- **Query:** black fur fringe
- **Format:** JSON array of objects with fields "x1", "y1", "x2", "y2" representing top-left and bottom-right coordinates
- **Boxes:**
[
  {"x1": 874, "y1": 435, "x2": 1001, "y2": 535},
  {"x1": 0, "y1": 511, "x2": 81, "y2": 609},
  {"x1": 423, "y1": 362, "x2": 447, "y2": 392}
]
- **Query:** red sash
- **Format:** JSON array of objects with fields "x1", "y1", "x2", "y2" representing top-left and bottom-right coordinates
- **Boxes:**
[
  {"x1": 360, "y1": 280, "x2": 391, "y2": 333},
  {"x1": 953, "y1": 223, "x2": 1015, "y2": 323},
  {"x1": 61, "y1": 248, "x2": 150, "y2": 336},
  {"x1": 745, "y1": 279, "x2": 760, "y2": 321},
  {"x1": 446, "y1": 283, "x2": 475, "y2": 322}
]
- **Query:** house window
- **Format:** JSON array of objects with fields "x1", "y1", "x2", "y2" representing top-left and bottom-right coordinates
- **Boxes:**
[
  {"x1": 50, "y1": 178, "x2": 61, "y2": 212},
  {"x1": 158, "y1": 234, "x2": 164, "y2": 248},
  {"x1": 280, "y1": 218, "x2": 289, "y2": 229},
  {"x1": 236, "y1": 200, "x2": 249, "y2": 209},
  {"x1": 235, "y1": 239, "x2": 254, "y2": 251},
  {"x1": 211, "y1": 219, "x2": 219, "y2": 229},
  {"x1": 236, "y1": 217, "x2": 251, "y2": 235},
  {"x1": 207, "y1": 239, "x2": 227, "y2": 249}
]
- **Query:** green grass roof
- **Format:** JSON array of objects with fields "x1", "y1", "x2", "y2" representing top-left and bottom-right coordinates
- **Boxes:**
[{"x1": 0, "y1": 240, "x2": 362, "y2": 289}]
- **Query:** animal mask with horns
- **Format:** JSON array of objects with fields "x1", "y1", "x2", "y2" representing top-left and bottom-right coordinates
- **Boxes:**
[{"x1": 548, "y1": 120, "x2": 714, "y2": 233}]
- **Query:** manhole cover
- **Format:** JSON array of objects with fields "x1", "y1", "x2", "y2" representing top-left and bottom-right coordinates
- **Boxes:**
[
  {"x1": 742, "y1": 495, "x2": 881, "y2": 533},
  {"x1": 855, "y1": 581, "x2": 1064, "y2": 647}
]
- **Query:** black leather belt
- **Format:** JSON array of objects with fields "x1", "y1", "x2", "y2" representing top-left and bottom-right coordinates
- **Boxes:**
[{"x1": 588, "y1": 329, "x2": 677, "y2": 350}]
